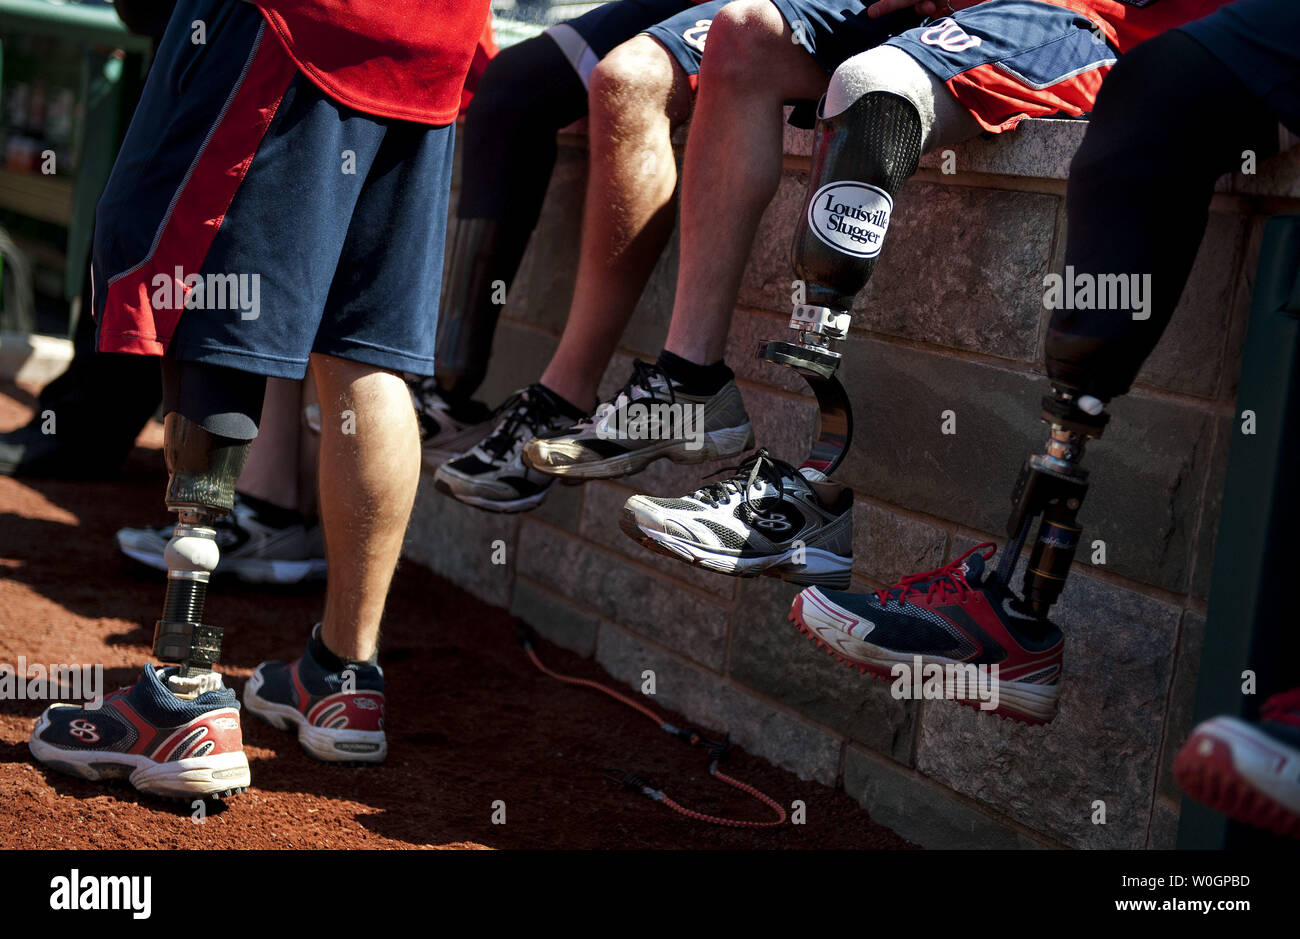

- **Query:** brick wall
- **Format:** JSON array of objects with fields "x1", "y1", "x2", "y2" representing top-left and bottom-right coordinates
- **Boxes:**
[{"x1": 404, "y1": 118, "x2": 1300, "y2": 848}]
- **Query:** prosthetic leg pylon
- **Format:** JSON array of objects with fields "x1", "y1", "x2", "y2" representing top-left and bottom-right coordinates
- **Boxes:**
[
  {"x1": 154, "y1": 413, "x2": 251, "y2": 693},
  {"x1": 995, "y1": 386, "x2": 1108, "y2": 616}
]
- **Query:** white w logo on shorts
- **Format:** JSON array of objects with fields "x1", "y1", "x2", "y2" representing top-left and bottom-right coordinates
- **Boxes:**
[
  {"x1": 920, "y1": 17, "x2": 983, "y2": 53},
  {"x1": 682, "y1": 19, "x2": 711, "y2": 53}
]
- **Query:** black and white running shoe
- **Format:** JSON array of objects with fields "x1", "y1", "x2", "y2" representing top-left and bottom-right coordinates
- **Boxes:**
[
  {"x1": 406, "y1": 375, "x2": 495, "y2": 470},
  {"x1": 433, "y1": 383, "x2": 581, "y2": 513},
  {"x1": 116, "y1": 494, "x2": 326, "y2": 584},
  {"x1": 523, "y1": 360, "x2": 754, "y2": 480},
  {"x1": 620, "y1": 449, "x2": 853, "y2": 588}
]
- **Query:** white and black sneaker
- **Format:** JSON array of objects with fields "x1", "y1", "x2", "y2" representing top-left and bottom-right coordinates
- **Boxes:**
[
  {"x1": 433, "y1": 383, "x2": 585, "y2": 513},
  {"x1": 523, "y1": 360, "x2": 754, "y2": 480},
  {"x1": 620, "y1": 449, "x2": 853, "y2": 588},
  {"x1": 406, "y1": 374, "x2": 496, "y2": 470},
  {"x1": 116, "y1": 493, "x2": 327, "y2": 584}
]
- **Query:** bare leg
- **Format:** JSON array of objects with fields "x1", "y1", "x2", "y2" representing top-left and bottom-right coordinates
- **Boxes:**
[
  {"x1": 297, "y1": 373, "x2": 319, "y2": 518},
  {"x1": 236, "y1": 378, "x2": 303, "y2": 510},
  {"x1": 664, "y1": 0, "x2": 828, "y2": 365},
  {"x1": 311, "y1": 354, "x2": 420, "y2": 661},
  {"x1": 539, "y1": 35, "x2": 694, "y2": 409}
]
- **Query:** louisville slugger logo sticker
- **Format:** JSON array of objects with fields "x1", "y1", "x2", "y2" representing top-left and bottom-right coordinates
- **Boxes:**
[{"x1": 807, "y1": 181, "x2": 893, "y2": 258}]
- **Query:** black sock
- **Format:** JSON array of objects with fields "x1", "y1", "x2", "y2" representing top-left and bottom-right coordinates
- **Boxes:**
[
  {"x1": 656, "y1": 350, "x2": 733, "y2": 396},
  {"x1": 236, "y1": 492, "x2": 303, "y2": 529},
  {"x1": 310, "y1": 627, "x2": 377, "y2": 671},
  {"x1": 535, "y1": 383, "x2": 590, "y2": 421}
]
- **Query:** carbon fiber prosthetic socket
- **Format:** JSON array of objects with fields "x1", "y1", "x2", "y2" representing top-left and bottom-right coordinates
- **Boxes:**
[{"x1": 791, "y1": 90, "x2": 922, "y2": 311}]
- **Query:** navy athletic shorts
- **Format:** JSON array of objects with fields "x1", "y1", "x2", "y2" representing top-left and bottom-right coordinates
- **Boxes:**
[
  {"x1": 545, "y1": 0, "x2": 917, "y2": 88},
  {"x1": 93, "y1": 0, "x2": 454, "y2": 380}
]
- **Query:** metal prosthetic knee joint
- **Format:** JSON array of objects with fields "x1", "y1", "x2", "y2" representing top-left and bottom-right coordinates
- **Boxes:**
[
  {"x1": 758, "y1": 91, "x2": 922, "y2": 473},
  {"x1": 154, "y1": 413, "x2": 251, "y2": 682},
  {"x1": 997, "y1": 387, "x2": 1109, "y2": 616}
]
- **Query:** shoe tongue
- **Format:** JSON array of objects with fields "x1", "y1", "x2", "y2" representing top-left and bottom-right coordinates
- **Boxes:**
[{"x1": 956, "y1": 551, "x2": 986, "y2": 585}]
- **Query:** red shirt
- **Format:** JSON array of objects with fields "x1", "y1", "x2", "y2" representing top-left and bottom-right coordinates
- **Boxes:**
[
  {"x1": 255, "y1": 0, "x2": 492, "y2": 125},
  {"x1": 1053, "y1": 0, "x2": 1232, "y2": 53}
]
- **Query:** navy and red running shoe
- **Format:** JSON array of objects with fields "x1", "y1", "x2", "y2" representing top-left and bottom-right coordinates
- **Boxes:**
[
  {"x1": 28, "y1": 664, "x2": 251, "y2": 799},
  {"x1": 1174, "y1": 687, "x2": 1300, "y2": 839},
  {"x1": 789, "y1": 543, "x2": 1063, "y2": 724},
  {"x1": 243, "y1": 626, "x2": 387, "y2": 763}
]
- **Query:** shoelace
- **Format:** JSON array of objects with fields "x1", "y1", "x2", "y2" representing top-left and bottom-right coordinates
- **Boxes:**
[
  {"x1": 693, "y1": 449, "x2": 796, "y2": 516},
  {"x1": 481, "y1": 387, "x2": 553, "y2": 461},
  {"x1": 1261, "y1": 687, "x2": 1300, "y2": 727},
  {"x1": 876, "y1": 542, "x2": 998, "y2": 607},
  {"x1": 588, "y1": 361, "x2": 676, "y2": 431}
]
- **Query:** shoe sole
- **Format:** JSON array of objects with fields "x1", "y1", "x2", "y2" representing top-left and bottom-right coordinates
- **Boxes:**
[
  {"x1": 118, "y1": 542, "x2": 326, "y2": 585},
  {"x1": 620, "y1": 505, "x2": 851, "y2": 589},
  {"x1": 790, "y1": 590, "x2": 1059, "y2": 725},
  {"x1": 526, "y1": 423, "x2": 755, "y2": 480},
  {"x1": 28, "y1": 725, "x2": 250, "y2": 800},
  {"x1": 242, "y1": 669, "x2": 387, "y2": 764},
  {"x1": 1174, "y1": 719, "x2": 1300, "y2": 839}
]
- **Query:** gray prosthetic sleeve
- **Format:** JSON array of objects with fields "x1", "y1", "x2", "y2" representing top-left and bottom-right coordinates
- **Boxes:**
[{"x1": 824, "y1": 44, "x2": 980, "y2": 151}]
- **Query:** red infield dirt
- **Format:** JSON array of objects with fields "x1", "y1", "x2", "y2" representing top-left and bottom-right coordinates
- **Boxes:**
[{"x1": 0, "y1": 380, "x2": 912, "y2": 850}]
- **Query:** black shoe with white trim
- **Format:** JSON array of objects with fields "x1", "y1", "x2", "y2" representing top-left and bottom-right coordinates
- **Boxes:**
[
  {"x1": 433, "y1": 384, "x2": 582, "y2": 513},
  {"x1": 620, "y1": 449, "x2": 853, "y2": 588}
]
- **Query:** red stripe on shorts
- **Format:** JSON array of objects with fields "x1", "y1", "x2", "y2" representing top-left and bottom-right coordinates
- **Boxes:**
[
  {"x1": 947, "y1": 59, "x2": 1110, "y2": 134},
  {"x1": 98, "y1": 29, "x2": 298, "y2": 356}
]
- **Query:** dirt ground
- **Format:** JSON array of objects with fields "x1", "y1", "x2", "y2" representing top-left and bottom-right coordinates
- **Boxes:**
[{"x1": 0, "y1": 379, "x2": 912, "y2": 850}]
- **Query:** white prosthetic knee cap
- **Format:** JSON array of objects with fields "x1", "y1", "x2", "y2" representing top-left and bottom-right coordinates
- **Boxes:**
[{"x1": 824, "y1": 45, "x2": 980, "y2": 153}]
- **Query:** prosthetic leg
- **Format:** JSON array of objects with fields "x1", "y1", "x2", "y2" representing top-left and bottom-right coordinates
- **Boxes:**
[
  {"x1": 153, "y1": 361, "x2": 263, "y2": 695},
  {"x1": 758, "y1": 46, "x2": 979, "y2": 474},
  {"x1": 758, "y1": 89, "x2": 922, "y2": 474},
  {"x1": 434, "y1": 218, "x2": 532, "y2": 398},
  {"x1": 154, "y1": 415, "x2": 252, "y2": 694},
  {"x1": 995, "y1": 385, "x2": 1107, "y2": 616}
]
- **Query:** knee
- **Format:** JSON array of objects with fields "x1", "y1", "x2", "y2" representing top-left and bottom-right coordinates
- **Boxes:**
[
  {"x1": 700, "y1": 0, "x2": 789, "y2": 87},
  {"x1": 589, "y1": 36, "x2": 678, "y2": 116}
]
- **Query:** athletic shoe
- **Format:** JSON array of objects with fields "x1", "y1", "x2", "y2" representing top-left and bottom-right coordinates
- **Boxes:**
[
  {"x1": 28, "y1": 665, "x2": 251, "y2": 799},
  {"x1": 406, "y1": 374, "x2": 495, "y2": 469},
  {"x1": 116, "y1": 493, "x2": 326, "y2": 584},
  {"x1": 1174, "y1": 687, "x2": 1300, "y2": 839},
  {"x1": 522, "y1": 360, "x2": 754, "y2": 480},
  {"x1": 243, "y1": 625, "x2": 387, "y2": 763},
  {"x1": 789, "y1": 543, "x2": 1064, "y2": 724},
  {"x1": 620, "y1": 448, "x2": 852, "y2": 588},
  {"x1": 433, "y1": 383, "x2": 579, "y2": 513}
]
